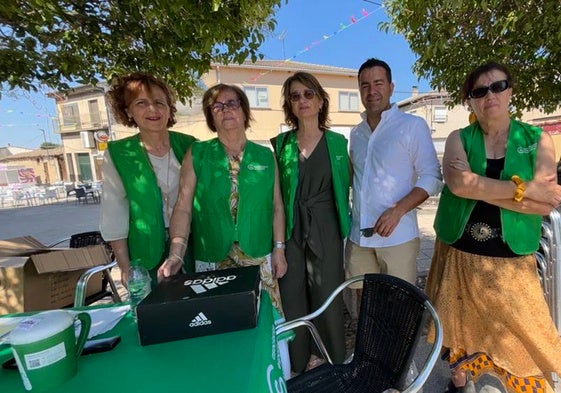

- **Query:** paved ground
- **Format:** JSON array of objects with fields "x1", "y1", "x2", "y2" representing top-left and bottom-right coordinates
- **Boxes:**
[{"x1": 0, "y1": 200, "x2": 513, "y2": 392}]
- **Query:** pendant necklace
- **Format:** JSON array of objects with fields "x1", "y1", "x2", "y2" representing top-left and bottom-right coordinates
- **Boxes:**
[
  {"x1": 140, "y1": 136, "x2": 172, "y2": 221},
  {"x1": 160, "y1": 151, "x2": 172, "y2": 221}
]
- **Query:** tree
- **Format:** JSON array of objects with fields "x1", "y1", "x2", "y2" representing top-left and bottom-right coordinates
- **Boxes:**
[
  {"x1": 40, "y1": 142, "x2": 60, "y2": 149},
  {"x1": 0, "y1": 0, "x2": 282, "y2": 101},
  {"x1": 383, "y1": 0, "x2": 561, "y2": 113}
]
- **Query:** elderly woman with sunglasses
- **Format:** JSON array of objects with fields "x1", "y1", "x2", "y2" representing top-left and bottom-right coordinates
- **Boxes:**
[
  {"x1": 271, "y1": 72, "x2": 351, "y2": 374},
  {"x1": 159, "y1": 83, "x2": 287, "y2": 314},
  {"x1": 425, "y1": 62, "x2": 561, "y2": 393}
]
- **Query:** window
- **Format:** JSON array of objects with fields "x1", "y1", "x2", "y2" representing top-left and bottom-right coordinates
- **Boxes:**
[
  {"x1": 243, "y1": 86, "x2": 269, "y2": 108},
  {"x1": 62, "y1": 103, "x2": 80, "y2": 126},
  {"x1": 338, "y1": 91, "x2": 359, "y2": 112},
  {"x1": 88, "y1": 99, "x2": 101, "y2": 125},
  {"x1": 433, "y1": 106, "x2": 447, "y2": 123}
]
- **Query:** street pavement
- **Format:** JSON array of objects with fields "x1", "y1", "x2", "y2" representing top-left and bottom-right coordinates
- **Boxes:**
[{"x1": 0, "y1": 200, "x2": 511, "y2": 392}]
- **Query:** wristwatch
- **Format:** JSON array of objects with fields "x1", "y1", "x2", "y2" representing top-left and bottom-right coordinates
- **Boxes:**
[{"x1": 273, "y1": 241, "x2": 285, "y2": 250}]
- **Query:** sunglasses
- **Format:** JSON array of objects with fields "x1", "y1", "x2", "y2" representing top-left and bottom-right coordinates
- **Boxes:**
[
  {"x1": 360, "y1": 227, "x2": 375, "y2": 238},
  {"x1": 468, "y1": 80, "x2": 510, "y2": 99},
  {"x1": 211, "y1": 99, "x2": 241, "y2": 112},
  {"x1": 289, "y1": 89, "x2": 316, "y2": 102}
]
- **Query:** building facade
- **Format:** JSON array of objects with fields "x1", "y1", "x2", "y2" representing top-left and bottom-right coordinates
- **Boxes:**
[
  {"x1": 0, "y1": 147, "x2": 65, "y2": 186},
  {"x1": 50, "y1": 61, "x2": 364, "y2": 181},
  {"x1": 46, "y1": 61, "x2": 561, "y2": 182}
]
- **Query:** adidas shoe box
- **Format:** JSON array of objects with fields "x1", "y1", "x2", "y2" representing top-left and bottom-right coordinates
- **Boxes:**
[{"x1": 136, "y1": 265, "x2": 261, "y2": 346}]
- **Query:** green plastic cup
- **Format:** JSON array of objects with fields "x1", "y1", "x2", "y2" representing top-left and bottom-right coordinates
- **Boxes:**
[{"x1": 9, "y1": 310, "x2": 91, "y2": 392}]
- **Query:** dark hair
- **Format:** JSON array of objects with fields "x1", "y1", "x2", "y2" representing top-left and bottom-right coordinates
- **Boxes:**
[
  {"x1": 281, "y1": 72, "x2": 330, "y2": 131},
  {"x1": 461, "y1": 62, "x2": 514, "y2": 103},
  {"x1": 107, "y1": 72, "x2": 177, "y2": 128},
  {"x1": 358, "y1": 58, "x2": 392, "y2": 82},
  {"x1": 202, "y1": 84, "x2": 253, "y2": 132}
]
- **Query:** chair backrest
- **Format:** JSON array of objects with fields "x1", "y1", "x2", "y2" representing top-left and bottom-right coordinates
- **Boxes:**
[
  {"x1": 352, "y1": 274, "x2": 429, "y2": 391},
  {"x1": 69, "y1": 231, "x2": 114, "y2": 259},
  {"x1": 45, "y1": 188, "x2": 57, "y2": 198},
  {"x1": 74, "y1": 187, "x2": 86, "y2": 198}
]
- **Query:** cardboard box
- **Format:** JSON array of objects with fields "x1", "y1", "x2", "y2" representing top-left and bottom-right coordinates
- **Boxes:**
[
  {"x1": 0, "y1": 236, "x2": 110, "y2": 315},
  {"x1": 137, "y1": 266, "x2": 261, "y2": 346}
]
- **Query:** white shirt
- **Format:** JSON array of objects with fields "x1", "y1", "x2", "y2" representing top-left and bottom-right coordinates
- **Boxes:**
[
  {"x1": 349, "y1": 104, "x2": 442, "y2": 247},
  {"x1": 99, "y1": 150, "x2": 181, "y2": 241}
]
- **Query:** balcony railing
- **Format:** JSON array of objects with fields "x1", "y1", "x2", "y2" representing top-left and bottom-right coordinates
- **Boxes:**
[{"x1": 59, "y1": 112, "x2": 110, "y2": 133}]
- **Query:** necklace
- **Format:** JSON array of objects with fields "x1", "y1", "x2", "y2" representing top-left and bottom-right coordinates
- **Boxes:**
[
  {"x1": 160, "y1": 151, "x2": 172, "y2": 221},
  {"x1": 221, "y1": 138, "x2": 246, "y2": 161},
  {"x1": 139, "y1": 136, "x2": 172, "y2": 221}
]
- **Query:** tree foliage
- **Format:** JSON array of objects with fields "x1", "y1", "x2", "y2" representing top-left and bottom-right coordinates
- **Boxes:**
[
  {"x1": 40, "y1": 142, "x2": 60, "y2": 149},
  {"x1": 0, "y1": 0, "x2": 282, "y2": 101},
  {"x1": 383, "y1": 0, "x2": 561, "y2": 113}
]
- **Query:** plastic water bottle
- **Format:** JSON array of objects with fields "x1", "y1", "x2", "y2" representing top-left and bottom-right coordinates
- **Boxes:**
[{"x1": 127, "y1": 260, "x2": 152, "y2": 321}]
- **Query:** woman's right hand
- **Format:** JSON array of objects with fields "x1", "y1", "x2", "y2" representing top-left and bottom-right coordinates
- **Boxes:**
[
  {"x1": 120, "y1": 269, "x2": 129, "y2": 289},
  {"x1": 525, "y1": 175, "x2": 561, "y2": 207},
  {"x1": 157, "y1": 255, "x2": 184, "y2": 282}
]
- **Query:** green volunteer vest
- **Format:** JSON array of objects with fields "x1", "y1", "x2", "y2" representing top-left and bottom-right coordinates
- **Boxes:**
[
  {"x1": 272, "y1": 130, "x2": 351, "y2": 239},
  {"x1": 434, "y1": 119, "x2": 542, "y2": 255},
  {"x1": 108, "y1": 131, "x2": 196, "y2": 269},
  {"x1": 191, "y1": 138, "x2": 275, "y2": 261}
]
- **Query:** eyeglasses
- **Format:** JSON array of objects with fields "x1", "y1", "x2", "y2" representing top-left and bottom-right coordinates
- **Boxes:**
[
  {"x1": 468, "y1": 80, "x2": 510, "y2": 99},
  {"x1": 211, "y1": 99, "x2": 241, "y2": 112},
  {"x1": 289, "y1": 89, "x2": 316, "y2": 102},
  {"x1": 360, "y1": 227, "x2": 375, "y2": 238}
]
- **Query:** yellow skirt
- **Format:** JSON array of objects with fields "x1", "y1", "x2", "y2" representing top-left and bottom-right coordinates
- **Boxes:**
[{"x1": 426, "y1": 240, "x2": 561, "y2": 393}]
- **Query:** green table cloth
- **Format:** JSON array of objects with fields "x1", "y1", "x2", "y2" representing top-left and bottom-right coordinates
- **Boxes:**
[{"x1": 0, "y1": 292, "x2": 287, "y2": 393}]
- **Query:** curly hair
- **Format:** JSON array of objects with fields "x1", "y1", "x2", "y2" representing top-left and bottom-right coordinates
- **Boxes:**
[
  {"x1": 106, "y1": 72, "x2": 178, "y2": 128},
  {"x1": 281, "y1": 72, "x2": 330, "y2": 131}
]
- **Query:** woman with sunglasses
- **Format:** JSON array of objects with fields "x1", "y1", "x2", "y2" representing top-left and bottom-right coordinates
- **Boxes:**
[
  {"x1": 426, "y1": 62, "x2": 561, "y2": 392},
  {"x1": 159, "y1": 83, "x2": 287, "y2": 314},
  {"x1": 271, "y1": 72, "x2": 351, "y2": 374}
]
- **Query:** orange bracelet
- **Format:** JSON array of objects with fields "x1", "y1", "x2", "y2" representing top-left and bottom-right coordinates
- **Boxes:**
[{"x1": 511, "y1": 175, "x2": 525, "y2": 202}]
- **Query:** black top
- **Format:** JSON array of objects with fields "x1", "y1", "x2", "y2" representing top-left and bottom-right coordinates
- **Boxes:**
[
  {"x1": 292, "y1": 135, "x2": 340, "y2": 258},
  {"x1": 451, "y1": 157, "x2": 517, "y2": 257}
]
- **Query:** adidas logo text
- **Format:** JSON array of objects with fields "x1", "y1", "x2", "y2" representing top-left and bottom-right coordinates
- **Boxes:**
[
  {"x1": 184, "y1": 275, "x2": 236, "y2": 286},
  {"x1": 189, "y1": 312, "x2": 212, "y2": 327},
  {"x1": 184, "y1": 275, "x2": 237, "y2": 294}
]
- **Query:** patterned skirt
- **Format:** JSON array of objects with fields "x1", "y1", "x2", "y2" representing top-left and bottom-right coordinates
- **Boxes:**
[
  {"x1": 425, "y1": 240, "x2": 561, "y2": 393},
  {"x1": 197, "y1": 243, "x2": 284, "y2": 317}
]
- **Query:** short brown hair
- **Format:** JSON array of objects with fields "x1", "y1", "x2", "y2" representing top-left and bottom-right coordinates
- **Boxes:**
[
  {"x1": 461, "y1": 62, "x2": 514, "y2": 104},
  {"x1": 281, "y1": 72, "x2": 330, "y2": 131},
  {"x1": 202, "y1": 84, "x2": 253, "y2": 132},
  {"x1": 107, "y1": 72, "x2": 178, "y2": 128}
]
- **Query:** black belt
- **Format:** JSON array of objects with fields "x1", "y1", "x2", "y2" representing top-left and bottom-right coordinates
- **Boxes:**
[{"x1": 464, "y1": 222, "x2": 501, "y2": 242}]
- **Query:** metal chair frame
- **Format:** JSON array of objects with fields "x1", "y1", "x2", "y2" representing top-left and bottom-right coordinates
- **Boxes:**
[
  {"x1": 276, "y1": 274, "x2": 443, "y2": 393},
  {"x1": 48, "y1": 231, "x2": 122, "y2": 307}
]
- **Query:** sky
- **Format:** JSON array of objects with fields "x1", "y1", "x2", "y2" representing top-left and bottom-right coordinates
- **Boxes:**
[{"x1": 0, "y1": 0, "x2": 431, "y2": 149}]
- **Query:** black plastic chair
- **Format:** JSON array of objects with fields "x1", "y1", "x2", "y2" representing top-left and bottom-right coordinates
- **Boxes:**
[
  {"x1": 276, "y1": 274, "x2": 443, "y2": 393},
  {"x1": 49, "y1": 231, "x2": 122, "y2": 307}
]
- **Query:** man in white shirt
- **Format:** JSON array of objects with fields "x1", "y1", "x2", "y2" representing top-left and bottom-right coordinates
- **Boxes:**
[{"x1": 346, "y1": 58, "x2": 443, "y2": 300}]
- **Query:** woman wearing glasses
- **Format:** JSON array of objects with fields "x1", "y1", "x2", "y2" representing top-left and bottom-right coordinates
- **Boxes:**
[
  {"x1": 159, "y1": 83, "x2": 287, "y2": 313},
  {"x1": 426, "y1": 62, "x2": 561, "y2": 392},
  {"x1": 271, "y1": 72, "x2": 351, "y2": 374}
]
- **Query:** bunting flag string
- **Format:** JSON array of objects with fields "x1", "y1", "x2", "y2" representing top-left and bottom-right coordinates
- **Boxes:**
[
  {"x1": 245, "y1": 5, "x2": 383, "y2": 84},
  {"x1": 0, "y1": 86, "x2": 56, "y2": 128}
]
